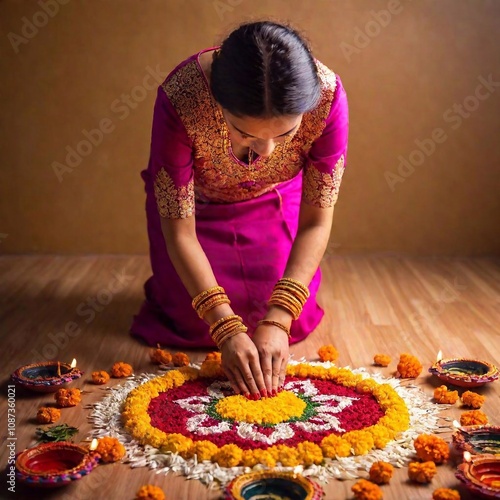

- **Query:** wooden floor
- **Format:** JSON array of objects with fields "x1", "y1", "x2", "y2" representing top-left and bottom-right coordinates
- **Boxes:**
[{"x1": 0, "y1": 255, "x2": 499, "y2": 500}]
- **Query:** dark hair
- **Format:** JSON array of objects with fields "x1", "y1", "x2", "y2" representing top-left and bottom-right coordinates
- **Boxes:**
[{"x1": 210, "y1": 21, "x2": 321, "y2": 118}]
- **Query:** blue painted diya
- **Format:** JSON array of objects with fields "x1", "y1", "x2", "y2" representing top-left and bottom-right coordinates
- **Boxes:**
[
  {"x1": 428, "y1": 358, "x2": 499, "y2": 388},
  {"x1": 225, "y1": 471, "x2": 323, "y2": 500},
  {"x1": 11, "y1": 361, "x2": 83, "y2": 393},
  {"x1": 453, "y1": 426, "x2": 500, "y2": 456}
]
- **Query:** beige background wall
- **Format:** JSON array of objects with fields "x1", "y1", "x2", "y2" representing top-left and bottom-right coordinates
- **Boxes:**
[{"x1": 0, "y1": 0, "x2": 499, "y2": 255}]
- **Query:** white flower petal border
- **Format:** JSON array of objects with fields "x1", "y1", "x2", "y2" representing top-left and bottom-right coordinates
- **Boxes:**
[{"x1": 87, "y1": 361, "x2": 444, "y2": 488}]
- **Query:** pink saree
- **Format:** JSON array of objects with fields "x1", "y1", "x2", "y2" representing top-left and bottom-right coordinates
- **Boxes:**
[{"x1": 131, "y1": 48, "x2": 349, "y2": 348}]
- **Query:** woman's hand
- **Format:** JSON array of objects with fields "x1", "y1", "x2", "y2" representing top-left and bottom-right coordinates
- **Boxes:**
[
  {"x1": 220, "y1": 333, "x2": 267, "y2": 399},
  {"x1": 251, "y1": 324, "x2": 289, "y2": 396}
]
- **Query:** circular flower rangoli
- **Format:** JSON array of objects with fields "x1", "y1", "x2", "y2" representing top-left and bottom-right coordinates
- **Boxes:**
[{"x1": 122, "y1": 363, "x2": 411, "y2": 467}]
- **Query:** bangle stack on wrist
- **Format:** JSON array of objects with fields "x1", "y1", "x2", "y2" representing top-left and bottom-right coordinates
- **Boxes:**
[
  {"x1": 268, "y1": 277, "x2": 310, "y2": 320},
  {"x1": 192, "y1": 286, "x2": 231, "y2": 319},
  {"x1": 257, "y1": 319, "x2": 291, "y2": 338},
  {"x1": 209, "y1": 314, "x2": 247, "y2": 348}
]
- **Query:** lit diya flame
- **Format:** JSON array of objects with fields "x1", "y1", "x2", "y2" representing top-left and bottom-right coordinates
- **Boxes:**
[
  {"x1": 89, "y1": 438, "x2": 98, "y2": 451},
  {"x1": 453, "y1": 420, "x2": 461, "y2": 429},
  {"x1": 436, "y1": 350, "x2": 443, "y2": 362},
  {"x1": 464, "y1": 451, "x2": 472, "y2": 462},
  {"x1": 70, "y1": 358, "x2": 77, "y2": 369}
]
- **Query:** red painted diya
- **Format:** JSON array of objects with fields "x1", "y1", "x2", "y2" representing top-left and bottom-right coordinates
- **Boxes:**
[
  {"x1": 225, "y1": 471, "x2": 324, "y2": 500},
  {"x1": 453, "y1": 426, "x2": 500, "y2": 455},
  {"x1": 11, "y1": 361, "x2": 83, "y2": 393},
  {"x1": 456, "y1": 453, "x2": 500, "y2": 499},
  {"x1": 428, "y1": 358, "x2": 499, "y2": 388},
  {"x1": 16, "y1": 442, "x2": 100, "y2": 488}
]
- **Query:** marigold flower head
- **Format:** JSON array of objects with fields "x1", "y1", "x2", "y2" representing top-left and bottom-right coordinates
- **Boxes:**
[
  {"x1": 369, "y1": 461, "x2": 394, "y2": 484},
  {"x1": 275, "y1": 445, "x2": 300, "y2": 466},
  {"x1": 36, "y1": 407, "x2": 61, "y2": 424},
  {"x1": 318, "y1": 344, "x2": 339, "y2": 362},
  {"x1": 54, "y1": 388, "x2": 81, "y2": 407},
  {"x1": 150, "y1": 345, "x2": 172, "y2": 365},
  {"x1": 91, "y1": 370, "x2": 110, "y2": 385},
  {"x1": 408, "y1": 461, "x2": 437, "y2": 483},
  {"x1": 414, "y1": 434, "x2": 449, "y2": 464},
  {"x1": 461, "y1": 390, "x2": 485, "y2": 409},
  {"x1": 212, "y1": 444, "x2": 242, "y2": 468},
  {"x1": 373, "y1": 354, "x2": 391, "y2": 367},
  {"x1": 351, "y1": 479, "x2": 383, "y2": 500},
  {"x1": 194, "y1": 440, "x2": 218, "y2": 462},
  {"x1": 460, "y1": 409, "x2": 488, "y2": 426},
  {"x1": 397, "y1": 353, "x2": 423, "y2": 378},
  {"x1": 172, "y1": 352, "x2": 190, "y2": 367},
  {"x1": 111, "y1": 362, "x2": 133, "y2": 378},
  {"x1": 432, "y1": 488, "x2": 461, "y2": 500},
  {"x1": 135, "y1": 484, "x2": 165, "y2": 500},
  {"x1": 296, "y1": 441, "x2": 323, "y2": 466},
  {"x1": 205, "y1": 351, "x2": 221, "y2": 362},
  {"x1": 344, "y1": 430, "x2": 374, "y2": 455},
  {"x1": 96, "y1": 436, "x2": 126, "y2": 463},
  {"x1": 321, "y1": 434, "x2": 351, "y2": 458},
  {"x1": 433, "y1": 385, "x2": 459, "y2": 404}
]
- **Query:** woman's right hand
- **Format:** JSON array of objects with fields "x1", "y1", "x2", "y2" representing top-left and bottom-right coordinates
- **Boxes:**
[{"x1": 221, "y1": 333, "x2": 267, "y2": 399}]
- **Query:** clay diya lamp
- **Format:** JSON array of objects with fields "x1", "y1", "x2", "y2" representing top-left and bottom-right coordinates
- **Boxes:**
[
  {"x1": 15, "y1": 441, "x2": 100, "y2": 488},
  {"x1": 11, "y1": 358, "x2": 83, "y2": 393},
  {"x1": 453, "y1": 424, "x2": 500, "y2": 455},
  {"x1": 429, "y1": 351, "x2": 499, "y2": 388},
  {"x1": 456, "y1": 452, "x2": 500, "y2": 499},
  {"x1": 225, "y1": 470, "x2": 323, "y2": 500}
]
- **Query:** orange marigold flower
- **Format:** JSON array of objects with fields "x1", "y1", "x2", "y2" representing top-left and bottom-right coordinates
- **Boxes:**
[
  {"x1": 199, "y1": 353, "x2": 225, "y2": 379},
  {"x1": 414, "y1": 434, "x2": 449, "y2": 464},
  {"x1": 408, "y1": 461, "x2": 437, "y2": 483},
  {"x1": 433, "y1": 385, "x2": 459, "y2": 404},
  {"x1": 54, "y1": 388, "x2": 81, "y2": 407},
  {"x1": 397, "y1": 353, "x2": 423, "y2": 378},
  {"x1": 461, "y1": 391, "x2": 485, "y2": 409},
  {"x1": 351, "y1": 479, "x2": 383, "y2": 500},
  {"x1": 373, "y1": 354, "x2": 391, "y2": 367},
  {"x1": 111, "y1": 362, "x2": 133, "y2": 378},
  {"x1": 95, "y1": 436, "x2": 126, "y2": 463},
  {"x1": 150, "y1": 345, "x2": 172, "y2": 365},
  {"x1": 460, "y1": 409, "x2": 488, "y2": 426},
  {"x1": 135, "y1": 484, "x2": 165, "y2": 500},
  {"x1": 172, "y1": 352, "x2": 190, "y2": 367},
  {"x1": 318, "y1": 344, "x2": 339, "y2": 362},
  {"x1": 212, "y1": 444, "x2": 242, "y2": 468},
  {"x1": 432, "y1": 488, "x2": 461, "y2": 500},
  {"x1": 36, "y1": 407, "x2": 61, "y2": 424},
  {"x1": 205, "y1": 351, "x2": 221, "y2": 362},
  {"x1": 369, "y1": 461, "x2": 394, "y2": 484},
  {"x1": 91, "y1": 370, "x2": 110, "y2": 385}
]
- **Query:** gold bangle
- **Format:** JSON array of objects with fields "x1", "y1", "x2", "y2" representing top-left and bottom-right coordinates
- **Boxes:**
[
  {"x1": 196, "y1": 294, "x2": 231, "y2": 319},
  {"x1": 209, "y1": 314, "x2": 242, "y2": 336},
  {"x1": 212, "y1": 323, "x2": 247, "y2": 344},
  {"x1": 274, "y1": 283, "x2": 308, "y2": 304},
  {"x1": 211, "y1": 319, "x2": 247, "y2": 340},
  {"x1": 192, "y1": 286, "x2": 225, "y2": 309},
  {"x1": 215, "y1": 328, "x2": 245, "y2": 348},
  {"x1": 268, "y1": 294, "x2": 302, "y2": 320},
  {"x1": 257, "y1": 319, "x2": 290, "y2": 338},
  {"x1": 277, "y1": 278, "x2": 310, "y2": 298}
]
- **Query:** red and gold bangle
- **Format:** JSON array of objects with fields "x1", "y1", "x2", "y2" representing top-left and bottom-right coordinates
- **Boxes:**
[{"x1": 257, "y1": 319, "x2": 291, "y2": 338}]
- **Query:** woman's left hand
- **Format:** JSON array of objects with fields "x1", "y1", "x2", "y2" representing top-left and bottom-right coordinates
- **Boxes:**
[{"x1": 251, "y1": 325, "x2": 289, "y2": 396}]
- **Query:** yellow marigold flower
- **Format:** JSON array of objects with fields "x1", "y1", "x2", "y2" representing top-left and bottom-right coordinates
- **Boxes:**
[
  {"x1": 252, "y1": 449, "x2": 276, "y2": 468},
  {"x1": 275, "y1": 445, "x2": 301, "y2": 466},
  {"x1": 344, "y1": 430, "x2": 375, "y2": 455},
  {"x1": 433, "y1": 385, "x2": 459, "y2": 404},
  {"x1": 318, "y1": 344, "x2": 339, "y2": 362},
  {"x1": 194, "y1": 441, "x2": 218, "y2": 462},
  {"x1": 160, "y1": 434, "x2": 193, "y2": 456},
  {"x1": 432, "y1": 488, "x2": 461, "y2": 500},
  {"x1": 213, "y1": 444, "x2": 242, "y2": 468},
  {"x1": 373, "y1": 354, "x2": 391, "y2": 367},
  {"x1": 150, "y1": 345, "x2": 172, "y2": 365},
  {"x1": 172, "y1": 352, "x2": 190, "y2": 367},
  {"x1": 54, "y1": 388, "x2": 81, "y2": 407},
  {"x1": 460, "y1": 409, "x2": 488, "y2": 426},
  {"x1": 414, "y1": 434, "x2": 449, "y2": 464},
  {"x1": 135, "y1": 485, "x2": 165, "y2": 500},
  {"x1": 368, "y1": 425, "x2": 394, "y2": 449},
  {"x1": 351, "y1": 479, "x2": 383, "y2": 500},
  {"x1": 111, "y1": 362, "x2": 133, "y2": 378},
  {"x1": 96, "y1": 436, "x2": 126, "y2": 463},
  {"x1": 92, "y1": 370, "x2": 110, "y2": 385},
  {"x1": 36, "y1": 407, "x2": 61, "y2": 424},
  {"x1": 241, "y1": 449, "x2": 259, "y2": 468},
  {"x1": 461, "y1": 391, "x2": 485, "y2": 409},
  {"x1": 397, "y1": 353, "x2": 422, "y2": 378},
  {"x1": 369, "y1": 461, "x2": 394, "y2": 484},
  {"x1": 321, "y1": 435, "x2": 351, "y2": 458},
  {"x1": 296, "y1": 441, "x2": 323, "y2": 466},
  {"x1": 408, "y1": 461, "x2": 437, "y2": 483},
  {"x1": 356, "y1": 379, "x2": 378, "y2": 393}
]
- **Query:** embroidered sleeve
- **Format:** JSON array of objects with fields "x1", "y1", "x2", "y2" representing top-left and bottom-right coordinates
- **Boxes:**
[
  {"x1": 302, "y1": 74, "x2": 349, "y2": 208},
  {"x1": 150, "y1": 86, "x2": 195, "y2": 218}
]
